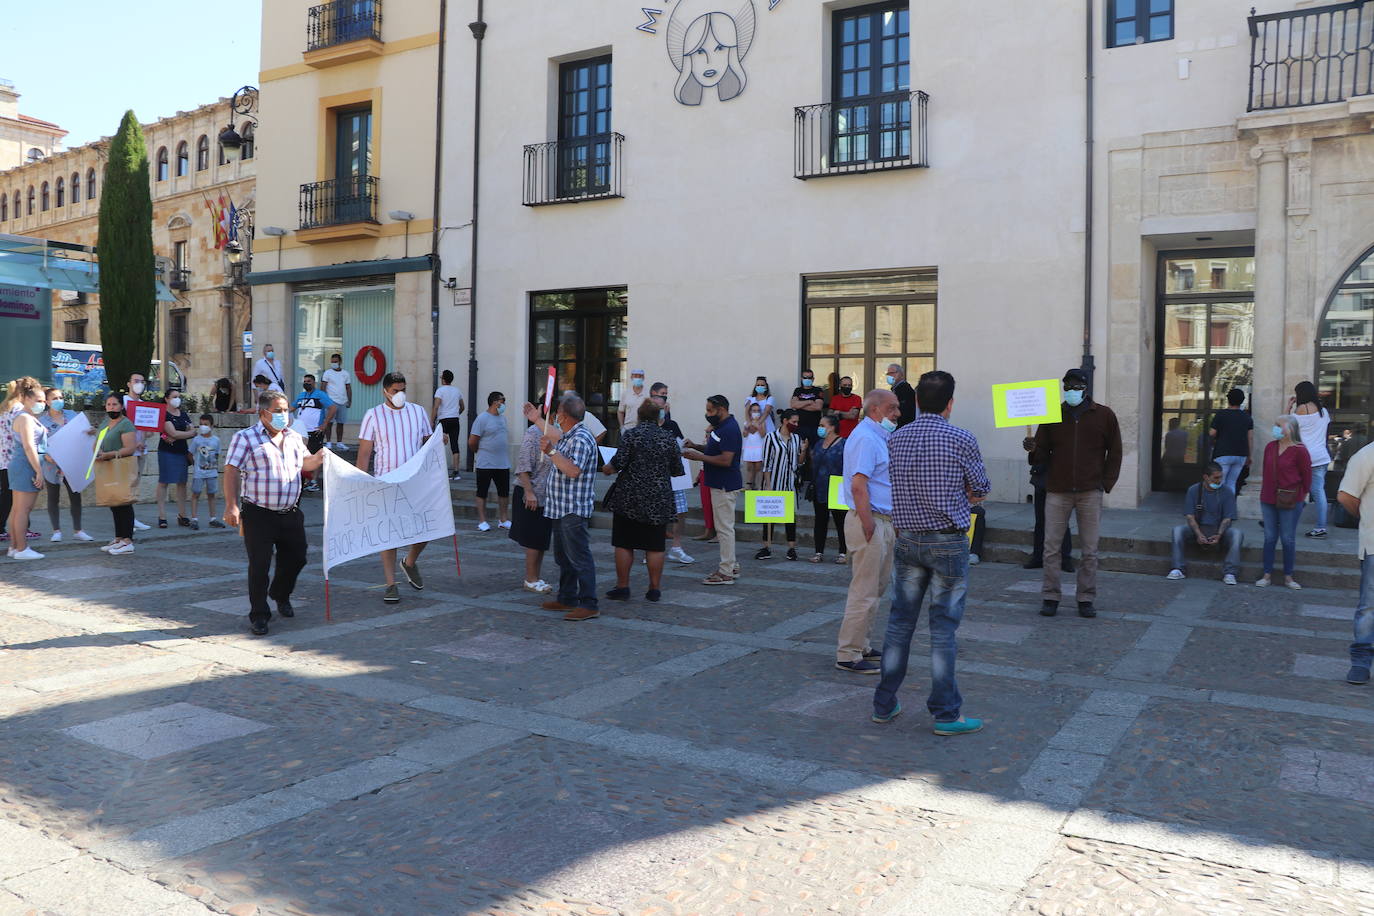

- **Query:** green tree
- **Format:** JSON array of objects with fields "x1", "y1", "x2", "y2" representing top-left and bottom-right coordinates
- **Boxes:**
[{"x1": 97, "y1": 109, "x2": 155, "y2": 395}]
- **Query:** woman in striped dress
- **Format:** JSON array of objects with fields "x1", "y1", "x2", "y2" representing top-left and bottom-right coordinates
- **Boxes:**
[{"x1": 756, "y1": 409, "x2": 806, "y2": 561}]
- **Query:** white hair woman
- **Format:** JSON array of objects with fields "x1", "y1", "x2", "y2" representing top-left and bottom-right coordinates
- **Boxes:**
[{"x1": 1257, "y1": 414, "x2": 1310, "y2": 589}]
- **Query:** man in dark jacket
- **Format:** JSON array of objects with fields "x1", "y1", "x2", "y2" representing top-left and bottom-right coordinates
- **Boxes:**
[{"x1": 1025, "y1": 368, "x2": 1122, "y2": 619}]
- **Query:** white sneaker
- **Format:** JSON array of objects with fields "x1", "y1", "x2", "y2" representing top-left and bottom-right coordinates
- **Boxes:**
[
  {"x1": 667, "y1": 546, "x2": 694, "y2": 564},
  {"x1": 1223, "y1": 574, "x2": 1237, "y2": 585},
  {"x1": 1255, "y1": 577, "x2": 1271, "y2": 588},
  {"x1": 1166, "y1": 569, "x2": 1185, "y2": 580},
  {"x1": 499, "y1": 520, "x2": 512, "y2": 530},
  {"x1": 477, "y1": 521, "x2": 491, "y2": 532},
  {"x1": 132, "y1": 519, "x2": 150, "y2": 531},
  {"x1": 50, "y1": 531, "x2": 62, "y2": 543},
  {"x1": 523, "y1": 579, "x2": 553, "y2": 594},
  {"x1": 1286, "y1": 579, "x2": 1303, "y2": 590},
  {"x1": 11, "y1": 547, "x2": 44, "y2": 560},
  {"x1": 109, "y1": 543, "x2": 135, "y2": 555},
  {"x1": 74, "y1": 530, "x2": 93, "y2": 542},
  {"x1": 100, "y1": 541, "x2": 117, "y2": 552}
]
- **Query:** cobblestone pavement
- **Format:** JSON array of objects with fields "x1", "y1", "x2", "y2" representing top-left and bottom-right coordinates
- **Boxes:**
[{"x1": 2, "y1": 502, "x2": 1374, "y2": 915}]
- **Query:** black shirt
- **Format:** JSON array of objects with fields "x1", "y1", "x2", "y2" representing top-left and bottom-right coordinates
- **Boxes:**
[
  {"x1": 660, "y1": 418, "x2": 684, "y2": 440},
  {"x1": 1210, "y1": 408, "x2": 1253, "y2": 458},
  {"x1": 791, "y1": 386, "x2": 825, "y2": 430},
  {"x1": 892, "y1": 380, "x2": 916, "y2": 427}
]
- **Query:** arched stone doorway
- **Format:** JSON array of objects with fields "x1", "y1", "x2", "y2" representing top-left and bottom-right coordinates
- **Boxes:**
[{"x1": 1316, "y1": 245, "x2": 1374, "y2": 493}]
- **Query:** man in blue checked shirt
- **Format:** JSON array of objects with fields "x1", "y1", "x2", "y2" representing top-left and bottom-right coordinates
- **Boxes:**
[{"x1": 871, "y1": 370, "x2": 990, "y2": 736}]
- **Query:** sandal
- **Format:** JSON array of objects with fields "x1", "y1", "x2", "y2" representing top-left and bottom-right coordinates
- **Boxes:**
[
  {"x1": 809, "y1": 554, "x2": 824, "y2": 563},
  {"x1": 157, "y1": 519, "x2": 168, "y2": 529},
  {"x1": 177, "y1": 516, "x2": 191, "y2": 528},
  {"x1": 835, "y1": 553, "x2": 848, "y2": 565}
]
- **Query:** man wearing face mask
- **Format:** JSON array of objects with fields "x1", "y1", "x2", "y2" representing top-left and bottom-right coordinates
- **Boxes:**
[
  {"x1": 618, "y1": 369, "x2": 649, "y2": 433},
  {"x1": 293, "y1": 374, "x2": 337, "y2": 492},
  {"x1": 790, "y1": 369, "x2": 826, "y2": 449},
  {"x1": 321, "y1": 353, "x2": 353, "y2": 451},
  {"x1": 886, "y1": 364, "x2": 916, "y2": 428},
  {"x1": 830, "y1": 376, "x2": 862, "y2": 437},
  {"x1": 469, "y1": 391, "x2": 511, "y2": 532},
  {"x1": 683, "y1": 395, "x2": 743, "y2": 585},
  {"x1": 1167, "y1": 462, "x2": 1242, "y2": 585},
  {"x1": 357, "y1": 372, "x2": 434, "y2": 604},
  {"x1": 252, "y1": 345, "x2": 286, "y2": 395},
  {"x1": 224, "y1": 391, "x2": 325, "y2": 636},
  {"x1": 1027, "y1": 368, "x2": 1123, "y2": 618}
]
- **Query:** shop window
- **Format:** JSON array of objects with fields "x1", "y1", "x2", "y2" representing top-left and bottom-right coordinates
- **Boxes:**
[
  {"x1": 803, "y1": 269, "x2": 937, "y2": 395},
  {"x1": 1318, "y1": 246, "x2": 1374, "y2": 483}
]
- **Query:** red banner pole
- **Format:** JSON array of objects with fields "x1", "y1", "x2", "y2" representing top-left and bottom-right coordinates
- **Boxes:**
[
  {"x1": 452, "y1": 533, "x2": 462, "y2": 576},
  {"x1": 324, "y1": 577, "x2": 332, "y2": 623}
]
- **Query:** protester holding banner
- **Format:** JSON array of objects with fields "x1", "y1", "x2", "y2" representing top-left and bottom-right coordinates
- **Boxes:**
[
  {"x1": 757, "y1": 409, "x2": 804, "y2": 561},
  {"x1": 356, "y1": 372, "x2": 434, "y2": 605},
  {"x1": 93, "y1": 394, "x2": 138, "y2": 555},
  {"x1": 525, "y1": 394, "x2": 601, "y2": 621},
  {"x1": 603, "y1": 399, "x2": 686, "y2": 602},
  {"x1": 223, "y1": 391, "x2": 324, "y2": 635},
  {"x1": 511, "y1": 403, "x2": 555, "y2": 594},
  {"x1": 810, "y1": 414, "x2": 848, "y2": 564},
  {"x1": 5, "y1": 377, "x2": 49, "y2": 560},
  {"x1": 156, "y1": 388, "x2": 196, "y2": 528},
  {"x1": 123, "y1": 372, "x2": 153, "y2": 533},
  {"x1": 38, "y1": 388, "x2": 89, "y2": 543}
]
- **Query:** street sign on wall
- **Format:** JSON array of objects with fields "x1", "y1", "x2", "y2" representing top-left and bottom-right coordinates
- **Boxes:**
[{"x1": 0, "y1": 285, "x2": 52, "y2": 384}]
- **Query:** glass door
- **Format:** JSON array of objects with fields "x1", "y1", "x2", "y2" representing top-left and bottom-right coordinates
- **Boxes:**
[
  {"x1": 529, "y1": 288, "x2": 628, "y2": 435},
  {"x1": 334, "y1": 107, "x2": 372, "y2": 223},
  {"x1": 1155, "y1": 252, "x2": 1255, "y2": 491}
]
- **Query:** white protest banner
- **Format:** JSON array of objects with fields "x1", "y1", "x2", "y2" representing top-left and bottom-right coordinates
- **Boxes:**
[
  {"x1": 671, "y1": 472, "x2": 693, "y2": 491},
  {"x1": 599, "y1": 446, "x2": 617, "y2": 464},
  {"x1": 46, "y1": 412, "x2": 96, "y2": 493},
  {"x1": 321, "y1": 432, "x2": 455, "y2": 575}
]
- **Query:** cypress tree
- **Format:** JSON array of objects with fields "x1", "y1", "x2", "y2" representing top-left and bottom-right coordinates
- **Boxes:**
[{"x1": 97, "y1": 109, "x2": 155, "y2": 395}]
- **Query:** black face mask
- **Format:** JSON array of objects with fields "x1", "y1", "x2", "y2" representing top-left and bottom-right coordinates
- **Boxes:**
[
  {"x1": 107, "y1": 410, "x2": 122, "y2": 420},
  {"x1": 303, "y1": 384, "x2": 314, "y2": 392},
  {"x1": 840, "y1": 387, "x2": 852, "y2": 395},
  {"x1": 705, "y1": 413, "x2": 723, "y2": 427}
]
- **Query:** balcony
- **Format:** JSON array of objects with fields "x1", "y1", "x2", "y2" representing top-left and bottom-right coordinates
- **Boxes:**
[
  {"x1": 297, "y1": 176, "x2": 381, "y2": 243},
  {"x1": 1248, "y1": 1, "x2": 1374, "y2": 111},
  {"x1": 522, "y1": 133, "x2": 624, "y2": 206},
  {"x1": 794, "y1": 90, "x2": 929, "y2": 180},
  {"x1": 304, "y1": 0, "x2": 383, "y2": 68},
  {"x1": 168, "y1": 268, "x2": 190, "y2": 291}
]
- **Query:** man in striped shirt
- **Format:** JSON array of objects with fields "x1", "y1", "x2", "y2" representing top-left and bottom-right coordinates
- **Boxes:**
[
  {"x1": 224, "y1": 391, "x2": 326, "y2": 636},
  {"x1": 356, "y1": 372, "x2": 434, "y2": 605}
]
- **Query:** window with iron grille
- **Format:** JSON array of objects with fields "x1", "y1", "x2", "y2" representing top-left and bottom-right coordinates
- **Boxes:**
[
  {"x1": 169, "y1": 309, "x2": 190, "y2": 356},
  {"x1": 558, "y1": 56, "x2": 613, "y2": 199},
  {"x1": 1107, "y1": 0, "x2": 1173, "y2": 48},
  {"x1": 65, "y1": 319, "x2": 87, "y2": 343},
  {"x1": 831, "y1": 2, "x2": 911, "y2": 167}
]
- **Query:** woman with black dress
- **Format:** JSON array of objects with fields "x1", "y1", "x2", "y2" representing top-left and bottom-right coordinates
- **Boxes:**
[{"x1": 603, "y1": 399, "x2": 685, "y2": 602}]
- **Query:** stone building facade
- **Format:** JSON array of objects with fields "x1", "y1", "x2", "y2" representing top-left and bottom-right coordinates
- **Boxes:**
[{"x1": 0, "y1": 79, "x2": 65, "y2": 173}]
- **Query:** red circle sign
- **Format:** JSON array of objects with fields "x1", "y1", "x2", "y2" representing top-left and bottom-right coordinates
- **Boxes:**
[{"x1": 354, "y1": 346, "x2": 386, "y2": 385}]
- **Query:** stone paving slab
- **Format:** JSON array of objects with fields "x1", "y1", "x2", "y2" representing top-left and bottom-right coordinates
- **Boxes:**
[{"x1": 1167, "y1": 626, "x2": 1367, "y2": 709}]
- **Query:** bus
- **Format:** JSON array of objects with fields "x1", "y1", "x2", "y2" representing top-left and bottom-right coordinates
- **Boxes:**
[{"x1": 50, "y1": 342, "x2": 185, "y2": 397}]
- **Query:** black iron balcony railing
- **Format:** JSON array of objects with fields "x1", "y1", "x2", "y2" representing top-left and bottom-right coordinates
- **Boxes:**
[
  {"x1": 307, "y1": 0, "x2": 382, "y2": 52},
  {"x1": 522, "y1": 133, "x2": 624, "y2": 206},
  {"x1": 168, "y1": 268, "x2": 190, "y2": 291},
  {"x1": 1248, "y1": 1, "x2": 1374, "y2": 111},
  {"x1": 299, "y1": 175, "x2": 379, "y2": 229},
  {"x1": 795, "y1": 90, "x2": 929, "y2": 180}
]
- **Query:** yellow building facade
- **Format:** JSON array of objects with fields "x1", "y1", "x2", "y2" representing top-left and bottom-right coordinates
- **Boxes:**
[
  {"x1": 0, "y1": 80, "x2": 66, "y2": 173},
  {"x1": 248, "y1": 0, "x2": 441, "y2": 425},
  {"x1": 0, "y1": 96, "x2": 257, "y2": 403}
]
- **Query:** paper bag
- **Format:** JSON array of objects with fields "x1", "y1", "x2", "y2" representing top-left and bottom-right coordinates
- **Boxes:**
[{"x1": 93, "y1": 456, "x2": 139, "y2": 507}]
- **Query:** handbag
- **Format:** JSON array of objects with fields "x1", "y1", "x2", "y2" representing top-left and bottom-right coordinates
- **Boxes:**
[
  {"x1": 93, "y1": 455, "x2": 138, "y2": 507},
  {"x1": 1270, "y1": 446, "x2": 1299, "y2": 510}
]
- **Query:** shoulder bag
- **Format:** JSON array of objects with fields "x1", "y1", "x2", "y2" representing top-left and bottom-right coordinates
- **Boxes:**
[{"x1": 93, "y1": 455, "x2": 139, "y2": 507}]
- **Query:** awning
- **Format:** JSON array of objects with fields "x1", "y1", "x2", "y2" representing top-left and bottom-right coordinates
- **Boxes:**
[{"x1": 0, "y1": 235, "x2": 177, "y2": 301}]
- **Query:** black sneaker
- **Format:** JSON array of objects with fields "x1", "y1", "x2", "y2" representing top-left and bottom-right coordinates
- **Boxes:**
[
  {"x1": 1062, "y1": 558, "x2": 1077, "y2": 573},
  {"x1": 862, "y1": 649, "x2": 882, "y2": 661},
  {"x1": 189, "y1": 519, "x2": 200, "y2": 530},
  {"x1": 1023, "y1": 557, "x2": 1044, "y2": 570},
  {"x1": 383, "y1": 584, "x2": 400, "y2": 604},
  {"x1": 755, "y1": 547, "x2": 772, "y2": 560},
  {"x1": 605, "y1": 587, "x2": 631, "y2": 600},
  {"x1": 645, "y1": 589, "x2": 661, "y2": 602},
  {"x1": 1348, "y1": 666, "x2": 1371, "y2": 686},
  {"x1": 209, "y1": 519, "x2": 226, "y2": 529},
  {"x1": 1306, "y1": 528, "x2": 1328, "y2": 539},
  {"x1": 786, "y1": 548, "x2": 798, "y2": 561},
  {"x1": 277, "y1": 600, "x2": 295, "y2": 618},
  {"x1": 1040, "y1": 601, "x2": 1058, "y2": 617},
  {"x1": 250, "y1": 621, "x2": 269, "y2": 636},
  {"x1": 401, "y1": 560, "x2": 424, "y2": 590},
  {"x1": 836, "y1": 659, "x2": 880, "y2": 675},
  {"x1": 1077, "y1": 601, "x2": 1097, "y2": 618}
]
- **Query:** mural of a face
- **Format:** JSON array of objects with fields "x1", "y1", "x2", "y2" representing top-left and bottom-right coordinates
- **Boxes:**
[{"x1": 667, "y1": 0, "x2": 756, "y2": 106}]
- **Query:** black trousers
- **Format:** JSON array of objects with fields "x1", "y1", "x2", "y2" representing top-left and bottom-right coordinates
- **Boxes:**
[
  {"x1": 241, "y1": 502, "x2": 308, "y2": 625},
  {"x1": 1031, "y1": 484, "x2": 1073, "y2": 563},
  {"x1": 970, "y1": 504, "x2": 987, "y2": 556},
  {"x1": 110, "y1": 504, "x2": 134, "y2": 540},
  {"x1": 812, "y1": 501, "x2": 848, "y2": 555},
  {"x1": 0, "y1": 468, "x2": 11, "y2": 535}
]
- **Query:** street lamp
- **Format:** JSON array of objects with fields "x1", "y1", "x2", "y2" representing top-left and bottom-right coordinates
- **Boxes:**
[
  {"x1": 225, "y1": 239, "x2": 245, "y2": 265},
  {"x1": 218, "y1": 86, "x2": 259, "y2": 163}
]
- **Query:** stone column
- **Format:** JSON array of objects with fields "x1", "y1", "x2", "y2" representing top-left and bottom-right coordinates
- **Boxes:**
[{"x1": 1250, "y1": 144, "x2": 1288, "y2": 474}]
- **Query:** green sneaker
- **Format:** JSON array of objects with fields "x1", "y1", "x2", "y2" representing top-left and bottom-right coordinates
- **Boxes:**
[
  {"x1": 401, "y1": 560, "x2": 423, "y2": 590},
  {"x1": 383, "y1": 583, "x2": 400, "y2": 604},
  {"x1": 933, "y1": 717, "x2": 983, "y2": 737},
  {"x1": 871, "y1": 703, "x2": 901, "y2": 724}
]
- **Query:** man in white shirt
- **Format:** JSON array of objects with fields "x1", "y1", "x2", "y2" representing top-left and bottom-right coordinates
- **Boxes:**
[
  {"x1": 252, "y1": 345, "x2": 286, "y2": 395},
  {"x1": 432, "y1": 368, "x2": 466, "y2": 480},
  {"x1": 356, "y1": 372, "x2": 434, "y2": 605},
  {"x1": 1338, "y1": 441, "x2": 1374, "y2": 685},
  {"x1": 618, "y1": 369, "x2": 648, "y2": 432},
  {"x1": 320, "y1": 353, "x2": 353, "y2": 450}
]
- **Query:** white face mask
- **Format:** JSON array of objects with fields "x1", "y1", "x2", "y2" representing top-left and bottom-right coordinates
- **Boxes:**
[
  {"x1": 169, "y1": 397, "x2": 182, "y2": 408},
  {"x1": 330, "y1": 361, "x2": 340, "y2": 370},
  {"x1": 388, "y1": 391, "x2": 407, "y2": 408},
  {"x1": 130, "y1": 381, "x2": 145, "y2": 395},
  {"x1": 198, "y1": 425, "x2": 211, "y2": 435}
]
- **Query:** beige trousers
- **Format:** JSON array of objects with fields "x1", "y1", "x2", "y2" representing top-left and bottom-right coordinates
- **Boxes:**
[
  {"x1": 709, "y1": 488, "x2": 739, "y2": 577},
  {"x1": 1043, "y1": 489, "x2": 1102, "y2": 603},
  {"x1": 836, "y1": 513, "x2": 895, "y2": 662}
]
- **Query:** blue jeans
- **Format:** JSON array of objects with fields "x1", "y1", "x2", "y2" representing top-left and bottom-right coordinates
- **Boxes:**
[
  {"x1": 1215, "y1": 455, "x2": 1246, "y2": 494},
  {"x1": 552, "y1": 513, "x2": 597, "y2": 610},
  {"x1": 1170, "y1": 524, "x2": 1243, "y2": 576},
  {"x1": 1260, "y1": 502, "x2": 1301, "y2": 576},
  {"x1": 1352, "y1": 554, "x2": 1374, "y2": 670},
  {"x1": 1307, "y1": 465, "x2": 1329, "y2": 529},
  {"x1": 874, "y1": 530, "x2": 968, "y2": 723}
]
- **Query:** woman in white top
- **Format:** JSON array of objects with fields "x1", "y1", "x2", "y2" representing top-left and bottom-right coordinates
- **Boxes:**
[
  {"x1": 745, "y1": 376, "x2": 776, "y2": 435},
  {"x1": 741, "y1": 402, "x2": 765, "y2": 489},
  {"x1": 1289, "y1": 380, "x2": 1333, "y2": 538}
]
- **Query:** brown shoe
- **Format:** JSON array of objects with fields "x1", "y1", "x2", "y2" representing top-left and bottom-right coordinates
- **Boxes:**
[
  {"x1": 541, "y1": 600, "x2": 574, "y2": 612},
  {"x1": 564, "y1": 607, "x2": 599, "y2": 622}
]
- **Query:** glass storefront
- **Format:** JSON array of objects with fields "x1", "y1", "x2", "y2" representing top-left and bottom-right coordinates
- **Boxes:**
[
  {"x1": 294, "y1": 285, "x2": 394, "y2": 416},
  {"x1": 1317, "y1": 246, "x2": 1374, "y2": 488},
  {"x1": 804, "y1": 268, "x2": 937, "y2": 393},
  {"x1": 1154, "y1": 251, "x2": 1256, "y2": 491},
  {"x1": 529, "y1": 287, "x2": 627, "y2": 433}
]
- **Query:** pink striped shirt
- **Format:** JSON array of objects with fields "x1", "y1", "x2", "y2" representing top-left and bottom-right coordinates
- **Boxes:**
[{"x1": 359, "y1": 402, "x2": 432, "y2": 475}]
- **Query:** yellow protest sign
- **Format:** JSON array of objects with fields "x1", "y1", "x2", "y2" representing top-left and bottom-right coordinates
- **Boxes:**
[
  {"x1": 991, "y1": 379, "x2": 1062, "y2": 429},
  {"x1": 828, "y1": 476, "x2": 851, "y2": 510},
  {"x1": 745, "y1": 490, "x2": 795, "y2": 523}
]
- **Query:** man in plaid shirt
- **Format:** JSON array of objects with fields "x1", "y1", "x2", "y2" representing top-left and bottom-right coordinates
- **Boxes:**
[
  {"x1": 872, "y1": 370, "x2": 989, "y2": 737},
  {"x1": 523, "y1": 394, "x2": 601, "y2": 621}
]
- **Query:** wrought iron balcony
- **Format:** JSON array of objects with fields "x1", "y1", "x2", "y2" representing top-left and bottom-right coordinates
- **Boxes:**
[
  {"x1": 1248, "y1": 1, "x2": 1374, "y2": 111},
  {"x1": 168, "y1": 268, "x2": 190, "y2": 291},
  {"x1": 522, "y1": 133, "x2": 624, "y2": 206},
  {"x1": 307, "y1": 0, "x2": 382, "y2": 52},
  {"x1": 299, "y1": 176, "x2": 379, "y2": 230},
  {"x1": 794, "y1": 90, "x2": 929, "y2": 180}
]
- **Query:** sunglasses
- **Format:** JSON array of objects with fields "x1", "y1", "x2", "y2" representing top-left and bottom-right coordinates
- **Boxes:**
[{"x1": 1064, "y1": 383, "x2": 1088, "y2": 391}]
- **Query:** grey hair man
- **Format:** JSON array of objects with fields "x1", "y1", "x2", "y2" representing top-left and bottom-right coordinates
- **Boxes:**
[{"x1": 886, "y1": 364, "x2": 916, "y2": 427}]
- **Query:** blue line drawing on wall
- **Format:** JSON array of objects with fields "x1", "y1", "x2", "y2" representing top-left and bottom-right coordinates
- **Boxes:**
[
  {"x1": 637, "y1": 8, "x2": 664, "y2": 34},
  {"x1": 666, "y1": 0, "x2": 756, "y2": 105}
]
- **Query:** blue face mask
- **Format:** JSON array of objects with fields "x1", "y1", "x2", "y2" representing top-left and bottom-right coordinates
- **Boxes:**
[
  {"x1": 885, "y1": 375, "x2": 896, "y2": 386},
  {"x1": 879, "y1": 417, "x2": 897, "y2": 433},
  {"x1": 49, "y1": 399, "x2": 64, "y2": 412},
  {"x1": 1272, "y1": 425, "x2": 1285, "y2": 440},
  {"x1": 1064, "y1": 389, "x2": 1085, "y2": 407},
  {"x1": 801, "y1": 378, "x2": 813, "y2": 388},
  {"x1": 1207, "y1": 481, "x2": 1222, "y2": 490},
  {"x1": 497, "y1": 403, "x2": 506, "y2": 415},
  {"x1": 270, "y1": 411, "x2": 289, "y2": 431},
  {"x1": 755, "y1": 385, "x2": 767, "y2": 394}
]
